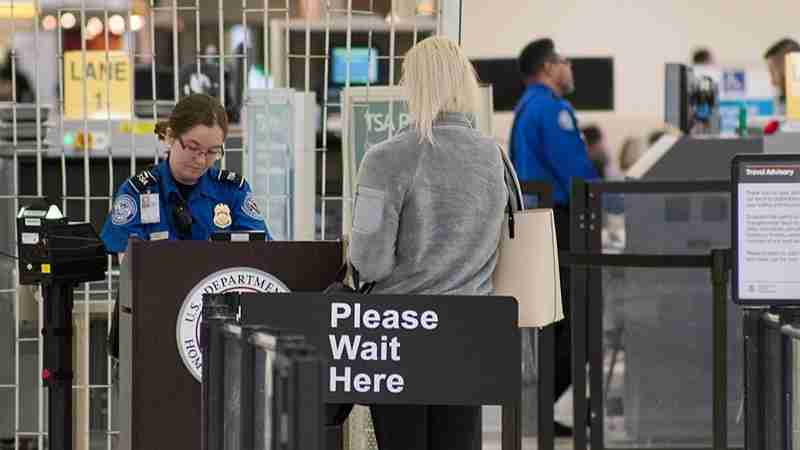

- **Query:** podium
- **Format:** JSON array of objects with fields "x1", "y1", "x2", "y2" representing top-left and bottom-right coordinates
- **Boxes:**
[{"x1": 117, "y1": 239, "x2": 342, "y2": 450}]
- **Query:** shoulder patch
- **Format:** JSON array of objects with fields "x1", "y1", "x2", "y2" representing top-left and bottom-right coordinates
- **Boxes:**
[
  {"x1": 218, "y1": 169, "x2": 246, "y2": 189},
  {"x1": 242, "y1": 192, "x2": 263, "y2": 220},
  {"x1": 128, "y1": 166, "x2": 159, "y2": 193},
  {"x1": 111, "y1": 194, "x2": 137, "y2": 225},
  {"x1": 558, "y1": 109, "x2": 575, "y2": 131}
]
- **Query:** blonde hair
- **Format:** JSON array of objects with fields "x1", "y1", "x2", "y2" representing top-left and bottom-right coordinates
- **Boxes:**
[
  {"x1": 619, "y1": 137, "x2": 644, "y2": 172},
  {"x1": 400, "y1": 36, "x2": 480, "y2": 144}
]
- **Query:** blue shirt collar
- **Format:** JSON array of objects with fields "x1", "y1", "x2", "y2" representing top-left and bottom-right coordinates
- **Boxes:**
[
  {"x1": 155, "y1": 158, "x2": 222, "y2": 202},
  {"x1": 526, "y1": 82, "x2": 558, "y2": 98}
]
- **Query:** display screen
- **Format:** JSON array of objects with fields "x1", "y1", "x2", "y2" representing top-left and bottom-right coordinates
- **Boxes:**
[
  {"x1": 471, "y1": 57, "x2": 614, "y2": 111},
  {"x1": 331, "y1": 47, "x2": 378, "y2": 85}
]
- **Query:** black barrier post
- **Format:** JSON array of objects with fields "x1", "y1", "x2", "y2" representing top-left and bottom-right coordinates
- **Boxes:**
[
  {"x1": 520, "y1": 181, "x2": 555, "y2": 450},
  {"x1": 537, "y1": 326, "x2": 554, "y2": 450},
  {"x1": 240, "y1": 327, "x2": 257, "y2": 450},
  {"x1": 782, "y1": 312, "x2": 794, "y2": 450},
  {"x1": 587, "y1": 187, "x2": 605, "y2": 450},
  {"x1": 711, "y1": 249, "x2": 730, "y2": 450},
  {"x1": 571, "y1": 178, "x2": 590, "y2": 450},
  {"x1": 292, "y1": 343, "x2": 325, "y2": 450},
  {"x1": 501, "y1": 399, "x2": 521, "y2": 450},
  {"x1": 743, "y1": 309, "x2": 764, "y2": 450},
  {"x1": 781, "y1": 311, "x2": 800, "y2": 449},
  {"x1": 522, "y1": 182, "x2": 554, "y2": 450},
  {"x1": 201, "y1": 293, "x2": 238, "y2": 450},
  {"x1": 41, "y1": 281, "x2": 75, "y2": 450}
]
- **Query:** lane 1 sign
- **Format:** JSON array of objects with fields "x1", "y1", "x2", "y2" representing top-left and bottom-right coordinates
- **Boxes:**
[{"x1": 64, "y1": 50, "x2": 132, "y2": 120}]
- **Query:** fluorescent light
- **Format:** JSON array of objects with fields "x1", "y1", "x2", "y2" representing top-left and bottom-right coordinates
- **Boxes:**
[
  {"x1": 60, "y1": 12, "x2": 76, "y2": 29},
  {"x1": 41, "y1": 14, "x2": 57, "y2": 31},
  {"x1": 85, "y1": 16, "x2": 103, "y2": 39},
  {"x1": 129, "y1": 14, "x2": 143, "y2": 32},
  {"x1": 108, "y1": 14, "x2": 125, "y2": 35}
]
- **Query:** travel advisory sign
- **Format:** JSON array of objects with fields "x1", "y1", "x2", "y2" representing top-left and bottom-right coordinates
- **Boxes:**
[{"x1": 176, "y1": 267, "x2": 290, "y2": 381}]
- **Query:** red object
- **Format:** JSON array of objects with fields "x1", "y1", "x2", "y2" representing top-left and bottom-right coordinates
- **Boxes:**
[
  {"x1": 764, "y1": 120, "x2": 780, "y2": 135},
  {"x1": 41, "y1": 368, "x2": 51, "y2": 381}
]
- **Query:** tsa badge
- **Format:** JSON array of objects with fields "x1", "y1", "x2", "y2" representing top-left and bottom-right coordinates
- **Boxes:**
[{"x1": 213, "y1": 203, "x2": 232, "y2": 229}]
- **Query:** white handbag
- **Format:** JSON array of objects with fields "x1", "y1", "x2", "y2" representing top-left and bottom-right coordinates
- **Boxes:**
[{"x1": 493, "y1": 147, "x2": 564, "y2": 328}]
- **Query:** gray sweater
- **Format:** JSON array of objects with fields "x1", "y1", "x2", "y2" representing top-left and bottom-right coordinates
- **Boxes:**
[{"x1": 349, "y1": 112, "x2": 506, "y2": 295}]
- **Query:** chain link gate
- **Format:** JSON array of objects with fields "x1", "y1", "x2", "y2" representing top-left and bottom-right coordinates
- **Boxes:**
[{"x1": 0, "y1": 1, "x2": 460, "y2": 449}]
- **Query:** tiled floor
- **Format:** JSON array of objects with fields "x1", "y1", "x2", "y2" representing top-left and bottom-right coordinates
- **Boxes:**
[
  {"x1": 481, "y1": 395, "x2": 575, "y2": 450},
  {"x1": 482, "y1": 434, "x2": 573, "y2": 450}
]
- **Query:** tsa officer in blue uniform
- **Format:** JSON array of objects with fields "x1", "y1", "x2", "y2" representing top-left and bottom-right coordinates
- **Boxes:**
[
  {"x1": 509, "y1": 38, "x2": 598, "y2": 437},
  {"x1": 101, "y1": 93, "x2": 270, "y2": 257}
]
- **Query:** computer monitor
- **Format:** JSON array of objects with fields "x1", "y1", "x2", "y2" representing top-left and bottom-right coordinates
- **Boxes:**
[
  {"x1": 330, "y1": 47, "x2": 379, "y2": 85},
  {"x1": 471, "y1": 58, "x2": 524, "y2": 111},
  {"x1": 665, "y1": 63, "x2": 694, "y2": 133},
  {"x1": 565, "y1": 57, "x2": 614, "y2": 111}
]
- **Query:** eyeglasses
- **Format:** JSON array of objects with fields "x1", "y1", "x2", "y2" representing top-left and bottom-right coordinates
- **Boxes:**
[{"x1": 178, "y1": 137, "x2": 225, "y2": 161}]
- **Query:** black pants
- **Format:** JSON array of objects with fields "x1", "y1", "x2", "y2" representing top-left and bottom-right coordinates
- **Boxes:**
[{"x1": 370, "y1": 404, "x2": 481, "y2": 450}]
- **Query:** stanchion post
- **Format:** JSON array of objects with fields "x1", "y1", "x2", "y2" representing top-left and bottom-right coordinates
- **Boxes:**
[
  {"x1": 570, "y1": 178, "x2": 589, "y2": 450},
  {"x1": 41, "y1": 282, "x2": 75, "y2": 450},
  {"x1": 743, "y1": 308, "x2": 764, "y2": 450},
  {"x1": 520, "y1": 181, "x2": 555, "y2": 450},
  {"x1": 537, "y1": 325, "x2": 554, "y2": 450},
  {"x1": 201, "y1": 293, "x2": 239, "y2": 450},
  {"x1": 711, "y1": 249, "x2": 729, "y2": 450}
]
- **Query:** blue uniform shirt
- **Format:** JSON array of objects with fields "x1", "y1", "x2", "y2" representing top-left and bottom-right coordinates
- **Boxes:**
[
  {"x1": 509, "y1": 83, "x2": 599, "y2": 206},
  {"x1": 100, "y1": 159, "x2": 270, "y2": 253}
]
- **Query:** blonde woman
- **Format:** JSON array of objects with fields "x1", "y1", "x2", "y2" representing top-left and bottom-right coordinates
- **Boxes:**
[{"x1": 349, "y1": 36, "x2": 506, "y2": 449}]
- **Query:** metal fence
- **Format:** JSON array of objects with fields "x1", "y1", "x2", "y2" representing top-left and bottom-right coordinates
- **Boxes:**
[
  {"x1": 566, "y1": 179, "x2": 744, "y2": 450},
  {"x1": 0, "y1": 2, "x2": 459, "y2": 449},
  {"x1": 743, "y1": 309, "x2": 800, "y2": 450}
]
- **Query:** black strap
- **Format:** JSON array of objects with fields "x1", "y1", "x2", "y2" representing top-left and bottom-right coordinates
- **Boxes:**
[
  {"x1": 350, "y1": 263, "x2": 375, "y2": 294},
  {"x1": 498, "y1": 145, "x2": 523, "y2": 239},
  {"x1": 329, "y1": 262, "x2": 376, "y2": 294}
]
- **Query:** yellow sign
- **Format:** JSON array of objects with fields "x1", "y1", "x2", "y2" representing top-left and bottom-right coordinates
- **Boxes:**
[
  {"x1": 118, "y1": 121, "x2": 156, "y2": 135},
  {"x1": 786, "y1": 52, "x2": 800, "y2": 121},
  {"x1": 41, "y1": 264, "x2": 51, "y2": 274},
  {"x1": 64, "y1": 51, "x2": 132, "y2": 120}
]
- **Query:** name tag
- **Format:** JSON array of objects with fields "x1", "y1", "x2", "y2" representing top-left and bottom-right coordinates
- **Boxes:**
[{"x1": 140, "y1": 193, "x2": 160, "y2": 224}]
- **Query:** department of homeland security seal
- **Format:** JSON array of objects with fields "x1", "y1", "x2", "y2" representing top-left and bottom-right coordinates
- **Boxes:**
[
  {"x1": 176, "y1": 267, "x2": 290, "y2": 381},
  {"x1": 111, "y1": 194, "x2": 137, "y2": 225}
]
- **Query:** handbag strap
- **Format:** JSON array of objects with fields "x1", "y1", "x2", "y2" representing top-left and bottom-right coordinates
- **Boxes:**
[
  {"x1": 332, "y1": 262, "x2": 375, "y2": 294},
  {"x1": 498, "y1": 144, "x2": 524, "y2": 239},
  {"x1": 351, "y1": 263, "x2": 376, "y2": 294}
]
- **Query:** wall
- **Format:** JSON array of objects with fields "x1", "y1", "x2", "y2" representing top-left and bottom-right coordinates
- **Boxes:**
[{"x1": 461, "y1": 0, "x2": 800, "y2": 165}]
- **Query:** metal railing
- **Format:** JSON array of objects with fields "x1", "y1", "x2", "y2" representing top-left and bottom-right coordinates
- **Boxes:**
[
  {"x1": 566, "y1": 178, "x2": 742, "y2": 450},
  {"x1": 744, "y1": 309, "x2": 800, "y2": 450},
  {"x1": 201, "y1": 294, "x2": 325, "y2": 450}
]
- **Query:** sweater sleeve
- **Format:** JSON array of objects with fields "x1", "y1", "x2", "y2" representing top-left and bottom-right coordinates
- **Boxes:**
[{"x1": 348, "y1": 143, "x2": 410, "y2": 283}]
